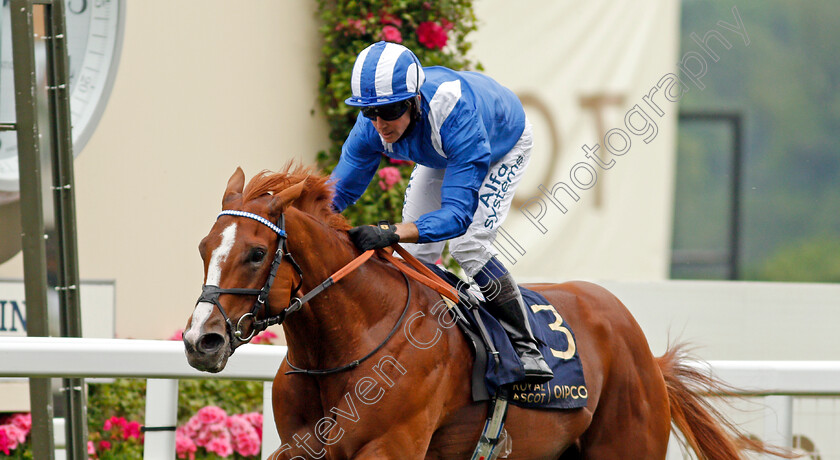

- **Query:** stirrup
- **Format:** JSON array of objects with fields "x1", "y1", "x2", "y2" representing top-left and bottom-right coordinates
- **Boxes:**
[{"x1": 471, "y1": 388, "x2": 511, "y2": 460}]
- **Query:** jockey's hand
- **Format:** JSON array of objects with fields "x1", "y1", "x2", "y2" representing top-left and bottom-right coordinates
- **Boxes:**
[{"x1": 348, "y1": 221, "x2": 400, "y2": 251}]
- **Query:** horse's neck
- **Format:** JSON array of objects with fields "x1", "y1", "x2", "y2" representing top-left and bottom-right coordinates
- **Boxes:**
[{"x1": 281, "y1": 210, "x2": 407, "y2": 371}]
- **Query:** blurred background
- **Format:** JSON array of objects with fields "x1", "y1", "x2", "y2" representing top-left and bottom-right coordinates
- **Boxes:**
[
  {"x1": 0, "y1": 1, "x2": 838, "y2": 456},
  {"x1": 673, "y1": 1, "x2": 840, "y2": 283}
]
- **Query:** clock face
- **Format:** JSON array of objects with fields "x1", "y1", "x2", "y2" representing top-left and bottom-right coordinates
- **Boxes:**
[{"x1": 0, "y1": 0, "x2": 124, "y2": 191}]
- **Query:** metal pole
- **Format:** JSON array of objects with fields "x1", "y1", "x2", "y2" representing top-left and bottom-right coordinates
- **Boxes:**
[
  {"x1": 729, "y1": 116, "x2": 743, "y2": 281},
  {"x1": 43, "y1": 0, "x2": 88, "y2": 456},
  {"x1": 10, "y1": 0, "x2": 56, "y2": 457},
  {"x1": 676, "y1": 111, "x2": 744, "y2": 280}
]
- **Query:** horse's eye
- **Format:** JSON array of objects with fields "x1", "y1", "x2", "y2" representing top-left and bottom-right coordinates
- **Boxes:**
[{"x1": 249, "y1": 248, "x2": 267, "y2": 264}]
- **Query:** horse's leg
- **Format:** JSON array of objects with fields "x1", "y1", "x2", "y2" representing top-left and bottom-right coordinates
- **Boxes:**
[
  {"x1": 267, "y1": 367, "x2": 330, "y2": 459},
  {"x1": 502, "y1": 406, "x2": 592, "y2": 459},
  {"x1": 426, "y1": 400, "x2": 593, "y2": 459},
  {"x1": 347, "y1": 420, "x2": 440, "y2": 460},
  {"x1": 550, "y1": 283, "x2": 671, "y2": 460},
  {"x1": 574, "y1": 375, "x2": 670, "y2": 460}
]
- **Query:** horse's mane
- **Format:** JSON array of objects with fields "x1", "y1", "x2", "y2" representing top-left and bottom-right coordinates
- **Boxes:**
[{"x1": 242, "y1": 162, "x2": 351, "y2": 231}]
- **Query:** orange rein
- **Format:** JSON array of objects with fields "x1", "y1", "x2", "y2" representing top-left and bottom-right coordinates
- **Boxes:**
[
  {"x1": 283, "y1": 243, "x2": 460, "y2": 376},
  {"x1": 330, "y1": 245, "x2": 459, "y2": 304}
]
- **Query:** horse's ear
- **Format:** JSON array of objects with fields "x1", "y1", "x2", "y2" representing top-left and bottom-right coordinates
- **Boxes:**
[
  {"x1": 223, "y1": 167, "x2": 245, "y2": 209},
  {"x1": 268, "y1": 179, "x2": 306, "y2": 216}
]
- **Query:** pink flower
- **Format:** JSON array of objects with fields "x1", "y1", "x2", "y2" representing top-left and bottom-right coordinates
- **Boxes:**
[
  {"x1": 377, "y1": 167, "x2": 403, "y2": 191},
  {"x1": 179, "y1": 408, "x2": 265, "y2": 457},
  {"x1": 379, "y1": 12, "x2": 403, "y2": 27},
  {"x1": 381, "y1": 25, "x2": 402, "y2": 43},
  {"x1": 227, "y1": 415, "x2": 261, "y2": 456},
  {"x1": 440, "y1": 18, "x2": 455, "y2": 31},
  {"x1": 389, "y1": 158, "x2": 412, "y2": 166},
  {"x1": 417, "y1": 21, "x2": 448, "y2": 50},
  {"x1": 196, "y1": 406, "x2": 227, "y2": 425},
  {"x1": 0, "y1": 425, "x2": 20, "y2": 454},
  {"x1": 176, "y1": 428, "x2": 198, "y2": 460},
  {"x1": 234, "y1": 433, "x2": 261, "y2": 456},
  {"x1": 87, "y1": 440, "x2": 96, "y2": 455},
  {"x1": 103, "y1": 416, "x2": 127, "y2": 433},
  {"x1": 0, "y1": 421, "x2": 26, "y2": 446},
  {"x1": 9, "y1": 414, "x2": 31, "y2": 434},
  {"x1": 183, "y1": 414, "x2": 203, "y2": 439},
  {"x1": 336, "y1": 17, "x2": 366, "y2": 37},
  {"x1": 195, "y1": 422, "x2": 226, "y2": 447},
  {"x1": 124, "y1": 420, "x2": 142, "y2": 440},
  {"x1": 205, "y1": 432, "x2": 233, "y2": 457},
  {"x1": 98, "y1": 440, "x2": 112, "y2": 451},
  {"x1": 169, "y1": 329, "x2": 184, "y2": 341},
  {"x1": 243, "y1": 412, "x2": 263, "y2": 440},
  {"x1": 251, "y1": 329, "x2": 277, "y2": 344}
]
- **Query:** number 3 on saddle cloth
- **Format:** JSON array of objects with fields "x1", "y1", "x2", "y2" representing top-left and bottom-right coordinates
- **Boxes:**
[{"x1": 424, "y1": 265, "x2": 588, "y2": 410}]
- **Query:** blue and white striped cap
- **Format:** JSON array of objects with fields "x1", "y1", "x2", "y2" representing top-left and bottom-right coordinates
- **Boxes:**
[{"x1": 345, "y1": 41, "x2": 425, "y2": 107}]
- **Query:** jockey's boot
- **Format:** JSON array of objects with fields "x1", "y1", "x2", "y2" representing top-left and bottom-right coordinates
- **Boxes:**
[{"x1": 480, "y1": 272, "x2": 554, "y2": 383}]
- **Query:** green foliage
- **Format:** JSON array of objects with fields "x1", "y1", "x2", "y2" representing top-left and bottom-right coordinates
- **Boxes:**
[
  {"x1": 87, "y1": 379, "x2": 146, "y2": 432},
  {"x1": 758, "y1": 235, "x2": 840, "y2": 282},
  {"x1": 0, "y1": 443, "x2": 32, "y2": 460},
  {"x1": 59, "y1": 377, "x2": 260, "y2": 458},
  {"x1": 176, "y1": 379, "x2": 263, "y2": 424},
  {"x1": 87, "y1": 379, "x2": 146, "y2": 458},
  {"x1": 340, "y1": 163, "x2": 410, "y2": 225},
  {"x1": 316, "y1": 0, "x2": 480, "y2": 227}
]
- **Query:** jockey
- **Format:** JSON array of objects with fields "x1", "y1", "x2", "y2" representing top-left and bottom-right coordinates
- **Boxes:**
[{"x1": 331, "y1": 41, "x2": 553, "y2": 383}]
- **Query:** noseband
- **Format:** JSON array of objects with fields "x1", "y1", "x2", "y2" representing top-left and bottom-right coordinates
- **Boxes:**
[{"x1": 196, "y1": 210, "x2": 304, "y2": 343}]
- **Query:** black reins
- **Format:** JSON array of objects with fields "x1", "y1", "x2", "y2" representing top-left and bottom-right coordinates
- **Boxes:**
[{"x1": 285, "y1": 270, "x2": 412, "y2": 376}]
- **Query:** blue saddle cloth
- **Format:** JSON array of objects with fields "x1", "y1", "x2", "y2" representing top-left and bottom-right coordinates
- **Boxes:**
[{"x1": 425, "y1": 265, "x2": 588, "y2": 410}]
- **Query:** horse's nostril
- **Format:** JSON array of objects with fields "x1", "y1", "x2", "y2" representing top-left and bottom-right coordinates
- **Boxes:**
[{"x1": 198, "y1": 333, "x2": 226, "y2": 354}]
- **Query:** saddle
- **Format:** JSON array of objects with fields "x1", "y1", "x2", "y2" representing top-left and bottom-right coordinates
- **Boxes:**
[
  {"x1": 376, "y1": 246, "x2": 588, "y2": 410},
  {"x1": 378, "y1": 251, "x2": 589, "y2": 460},
  {"x1": 423, "y1": 264, "x2": 588, "y2": 410}
]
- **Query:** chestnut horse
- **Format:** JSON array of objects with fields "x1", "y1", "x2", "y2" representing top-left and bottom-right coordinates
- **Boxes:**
[{"x1": 184, "y1": 165, "x2": 781, "y2": 459}]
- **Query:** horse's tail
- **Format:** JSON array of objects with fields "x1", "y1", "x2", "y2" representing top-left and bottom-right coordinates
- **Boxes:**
[{"x1": 657, "y1": 344, "x2": 799, "y2": 460}]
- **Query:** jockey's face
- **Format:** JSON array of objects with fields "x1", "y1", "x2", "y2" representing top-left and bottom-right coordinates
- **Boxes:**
[{"x1": 371, "y1": 109, "x2": 412, "y2": 144}]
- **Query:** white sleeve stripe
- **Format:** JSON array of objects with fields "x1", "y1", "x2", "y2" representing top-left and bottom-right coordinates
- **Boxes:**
[
  {"x1": 374, "y1": 44, "x2": 404, "y2": 98},
  {"x1": 428, "y1": 80, "x2": 462, "y2": 158}
]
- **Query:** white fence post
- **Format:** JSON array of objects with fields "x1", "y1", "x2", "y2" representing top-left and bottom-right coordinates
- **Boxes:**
[
  {"x1": 262, "y1": 381, "x2": 281, "y2": 459},
  {"x1": 144, "y1": 378, "x2": 179, "y2": 460},
  {"x1": 763, "y1": 395, "x2": 793, "y2": 459}
]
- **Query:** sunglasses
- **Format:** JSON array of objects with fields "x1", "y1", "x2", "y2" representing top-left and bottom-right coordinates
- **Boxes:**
[{"x1": 361, "y1": 100, "x2": 411, "y2": 121}]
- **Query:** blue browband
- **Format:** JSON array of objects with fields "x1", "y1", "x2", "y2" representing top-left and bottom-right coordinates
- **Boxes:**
[{"x1": 218, "y1": 210, "x2": 287, "y2": 237}]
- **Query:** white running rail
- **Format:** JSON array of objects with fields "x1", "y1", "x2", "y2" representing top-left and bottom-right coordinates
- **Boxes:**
[{"x1": 2, "y1": 337, "x2": 839, "y2": 459}]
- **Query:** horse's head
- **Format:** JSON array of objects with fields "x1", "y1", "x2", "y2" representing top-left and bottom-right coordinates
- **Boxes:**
[{"x1": 184, "y1": 167, "x2": 307, "y2": 372}]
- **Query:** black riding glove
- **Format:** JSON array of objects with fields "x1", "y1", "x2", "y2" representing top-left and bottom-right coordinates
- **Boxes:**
[{"x1": 348, "y1": 221, "x2": 400, "y2": 251}]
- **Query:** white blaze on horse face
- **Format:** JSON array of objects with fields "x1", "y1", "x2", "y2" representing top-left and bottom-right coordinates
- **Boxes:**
[
  {"x1": 206, "y1": 223, "x2": 238, "y2": 286},
  {"x1": 186, "y1": 223, "x2": 238, "y2": 344}
]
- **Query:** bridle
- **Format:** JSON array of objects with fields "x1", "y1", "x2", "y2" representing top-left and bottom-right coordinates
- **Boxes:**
[
  {"x1": 195, "y1": 208, "x2": 460, "y2": 376},
  {"x1": 196, "y1": 210, "x2": 305, "y2": 343}
]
